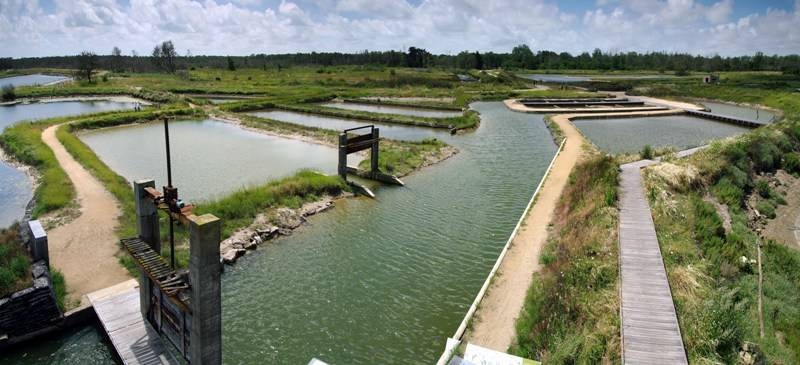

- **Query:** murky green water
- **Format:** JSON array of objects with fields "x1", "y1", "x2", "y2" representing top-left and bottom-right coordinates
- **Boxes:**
[
  {"x1": 700, "y1": 100, "x2": 775, "y2": 124},
  {"x1": 0, "y1": 74, "x2": 69, "y2": 88},
  {"x1": 518, "y1": 74, "x2": 591, "y2": 82},
  {"x1": 0, "y1": 324, "x2": 117, "y2": 365},
  {"x1": 248, "y1": 110, "x2": 449, "y2": 141},
  {"x1": 6, "y1": 102, "x2": 554, "y2": 364},
  {"x1": 222, "y1": 102, "x2": 556, "y2": 364},
  {"x1": 0, "y1": 100, "x2": 137, "y2": 229},
  {"x1": 573, "y1": 115, "x2": 750, "y2": 153},
  {"x1": 1, "y1": 100, "x2": 138, "y2": 131},
  {"x1": 79, "y1": 119, "x2": 359, "y2": 202},
  {"x1": 319, "y1": 102, "x2": 462, "y2": 118}
]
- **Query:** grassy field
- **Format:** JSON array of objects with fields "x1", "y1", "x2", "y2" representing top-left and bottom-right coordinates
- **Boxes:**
[{"x1": 512, "y1": 154, "x2": 621, "y2": 363}]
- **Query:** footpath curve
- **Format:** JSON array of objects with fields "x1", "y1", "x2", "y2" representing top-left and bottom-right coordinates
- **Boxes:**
[{"x1": 41, "y1": 124, "x2": 129, "y2": 306}]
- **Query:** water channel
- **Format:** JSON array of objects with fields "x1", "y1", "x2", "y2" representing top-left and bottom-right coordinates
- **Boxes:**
[
  {"x1": 0, "y1": 100, "x2": 138, "y2": 230},
  {"x1": 222, "y1": 102, "x2": 556, "y2": 364},
  {"x1": 0, "y1": 74, "x2": 69, "y2": 88},
  {"x1": 573, "y1": 115, "x2": 750, "y2": 153},
  {"x1": 319, "y1": 102, "x2": 463, "y2": 118}
]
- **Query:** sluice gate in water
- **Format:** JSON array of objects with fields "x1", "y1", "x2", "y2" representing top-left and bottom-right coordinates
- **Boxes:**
[{"x1": 338, "y1": 125, "x2": 404, "y2": 197}]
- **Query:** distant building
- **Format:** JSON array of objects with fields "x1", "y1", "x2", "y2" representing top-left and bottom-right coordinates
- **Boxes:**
[{"x1": 703, "y1": 74, "x2": 719, "y2": 84}]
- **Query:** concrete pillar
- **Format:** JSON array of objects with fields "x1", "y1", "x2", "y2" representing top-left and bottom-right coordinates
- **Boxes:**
[
  {"x1": 134, "y1": 180, "x2": 161, "y2": 322},
  {"x1": 188, "y1": 214, "x2": 222, "y2": 365},
  {"x1": 338, "y1": 133, "x2": 348, "y2": 180},
  {"x1": 370, "y1": 128, "x2": 380, "y2": 173},
  {"x1": 27, "y1": 220, "x2": 49, "y2": 268}
]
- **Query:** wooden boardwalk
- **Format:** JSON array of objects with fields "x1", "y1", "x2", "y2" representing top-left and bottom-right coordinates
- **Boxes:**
[
  {"x1": 619, "y1": 160, "x2": 688, "y2": 365},
  {"x1": 87, "y1": 280, "x2": 179, "y2": 365}
]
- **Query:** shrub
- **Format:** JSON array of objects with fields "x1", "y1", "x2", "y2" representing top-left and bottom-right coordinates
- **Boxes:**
[
  {"x1": 1, "y1": 84, "x2": 15, "y2": 101},
  {"x1": 640, "y1": 144, "x2": 654, "y2": 160},
  {"x1": 756, "y1": 200, "x2": 776, "y2": 219},
  {"x1": 755, "y1": 180, "x2": 772, "y2": 198},
  {"x1": 784, "y1": 152, "x2": 800, "y2": 175}
]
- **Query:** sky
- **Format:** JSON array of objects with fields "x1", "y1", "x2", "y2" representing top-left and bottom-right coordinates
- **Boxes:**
[{"x1": 1, "y1": 0, "x2": 798, "y2": 58}]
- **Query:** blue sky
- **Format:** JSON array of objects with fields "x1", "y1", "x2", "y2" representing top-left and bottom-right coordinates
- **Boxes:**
[{"x1": 1, "y1": 0, "x2": 798, "y2": 57}]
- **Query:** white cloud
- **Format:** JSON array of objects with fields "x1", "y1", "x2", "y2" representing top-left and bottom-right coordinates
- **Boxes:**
[{"x1": 0, "y1": 0, "x2": 797, "y2": 57}]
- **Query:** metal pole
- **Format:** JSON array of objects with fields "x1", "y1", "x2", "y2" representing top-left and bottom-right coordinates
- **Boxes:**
[
  {"x1": 164, "y1": 118, "x2": 175, "y2": 269},
  {"x1": 164, "y1": 118, "x2": 173, "y2": 187}
]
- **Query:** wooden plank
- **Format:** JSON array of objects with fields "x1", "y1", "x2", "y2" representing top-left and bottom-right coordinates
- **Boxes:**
[
  {"x1": 618, "y1": 159, "x2": 688, "y2": 365},
  {"x1": 90, "y1": 286, "x2": 179, "y2": 365}
]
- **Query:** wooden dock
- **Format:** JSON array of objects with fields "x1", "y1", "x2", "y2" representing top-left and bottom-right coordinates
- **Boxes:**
[
  {"x1": 87, "y1": 279, "x2": 179, "y2": 365},
  {"x1": 619, "y1": 160, "x2": 688, "y2": 365}
]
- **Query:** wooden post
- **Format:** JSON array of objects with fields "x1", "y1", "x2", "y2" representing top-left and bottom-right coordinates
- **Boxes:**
[
  {"x1": 338, "y1": 133, "x2": 348, "y2": 180},
  {"x1": 371, "y1": 127, "x2": 380, "y2": 173},
  {"x1": 134, "y1": 179, "x2": 160, "y2": 321}
]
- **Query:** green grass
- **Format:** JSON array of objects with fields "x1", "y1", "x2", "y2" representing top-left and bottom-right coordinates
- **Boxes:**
[
  {"x1": 359, "y1": 138, "x2": 451, "y2": 177},
  {"x1": 513, "y1": 154, "x2": 621, "y2": 363},
  {"x1": 0, "y1": 224, "x2": 32, "y2": 298},
  {"x1": 274, "y1": 103, "x2": 477, "y2": 130},
  {"x1": 51, "y1": 269, "x2": 67, "y2": 311}
]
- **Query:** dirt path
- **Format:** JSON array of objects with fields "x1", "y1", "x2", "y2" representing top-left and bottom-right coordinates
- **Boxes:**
[
  {"x1": 41, "y1": 124, "x2": 129, "y2": 306},
  {"x1": 465, "y1": 107, "x2": 685, "y2": 352}
]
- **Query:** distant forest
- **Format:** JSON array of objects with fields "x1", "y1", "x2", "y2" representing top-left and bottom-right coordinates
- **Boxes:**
[{"x1": 2, "y1": 44, "x2": 799, "y2": 74}]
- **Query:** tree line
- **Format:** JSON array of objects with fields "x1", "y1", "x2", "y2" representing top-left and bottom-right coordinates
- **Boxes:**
[{"x1": 2, "y1": 43, "x2": 798, "y2": 75}]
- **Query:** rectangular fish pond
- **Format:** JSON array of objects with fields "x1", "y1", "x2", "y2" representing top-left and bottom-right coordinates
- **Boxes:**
[
  {"x1": 319, "y1": 102, "x2": 463, "y2": 118},
  {"x1": 0, "y1": 74, "x2": 70, "y2": 88},
  {"x1": 572, "y1": 114, "x2": 751, "y2": 154},
  {"x1": 1, "y1": 99, "x2": 140, "y2": 131},
  {"x1": 247, "y1": 110, "x2": 453, "y2": 141},
  {"x1": 78, "y1": 119, "x2": 361, "y2": 202},
  {"x1": 699, "y1": 100, "x2": 776, "y2": 124}
]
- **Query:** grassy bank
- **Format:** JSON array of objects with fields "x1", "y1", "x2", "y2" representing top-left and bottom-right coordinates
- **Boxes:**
[
  {"x1": 643, "y1": 117, "x2": 800, "y2": 363},
  {"x1": 512, "y1": 154, "x2": 620, "y2": 363}
]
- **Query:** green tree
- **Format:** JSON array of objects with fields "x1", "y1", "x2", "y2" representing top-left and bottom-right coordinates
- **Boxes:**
[
  {"x1": 77, "y1": 51, "x2": 98, "y2": 82},
  {"x1": 227, "y1": 56, "x2": 236, "y2": 71}
]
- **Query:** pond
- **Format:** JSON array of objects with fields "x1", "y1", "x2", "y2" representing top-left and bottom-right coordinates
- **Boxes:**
[
  {"x1": 0, "y1": 74, "x2": 69, "y2": 88},
  {"x1": 0, "y1": 163, "x2": 32, "y2": 229},
  {"x1": 79, "y1": 119, "x2": 360, "y2": 202},
  {"x1": 573, "y1": 115, "x2": 750, "y2": 154},
  {"x1": 518, "y1": 74, "x2": 591, "y2": 83},
  {"x1": 222, "y1": 102, "x2": 557, "y2": 364},
  {"x1": 319, "y1": 102, "x2": 463, "y2": 118},
  {"x1": 700, "y1": 100, "x2": 776, "y2": 124},
  {"x1": 247, "y1": 110, "x2": 450, "y2": 141},
  {"x1": 1, "y1": 100, "x2": 139, "y2": 131}
]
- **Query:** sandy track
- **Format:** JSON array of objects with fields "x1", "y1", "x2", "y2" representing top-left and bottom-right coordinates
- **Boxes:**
[
  {"x1": 41, "y1": 124, "x2": 129, "y2": 306},
  {"x1": 465, "y1": 107, "x2": 684, "y2": 352}
]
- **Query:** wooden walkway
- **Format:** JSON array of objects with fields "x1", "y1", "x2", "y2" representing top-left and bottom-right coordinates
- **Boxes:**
[
  {"x1": 619, "y1": 159, "x2": 688, "y2": 365},
  {"x1": 87, "y1": 280, "x2": 179, "y2": 365}
]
